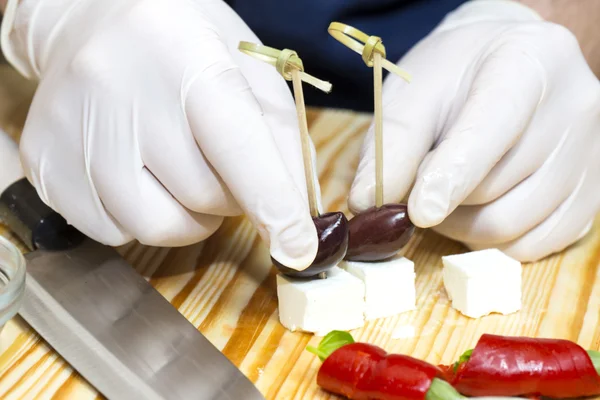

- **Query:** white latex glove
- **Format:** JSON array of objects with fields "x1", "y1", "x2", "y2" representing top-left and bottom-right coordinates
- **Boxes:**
[
  {"x1": 349, "y1": 0, "x2": 600, "y2": 262},
  {"x1": 0, "y1": 128, "x2": 23, "y2": 194},
  {"x1": 1, "y1": 0, "x2": 321, "y2": 270}
]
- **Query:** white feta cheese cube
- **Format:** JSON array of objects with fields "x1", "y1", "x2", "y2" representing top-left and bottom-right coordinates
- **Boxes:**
[
  {"x1": 276, "y1": 266, "x2": 365, "y2": 336},
  {"x1": 341, "y1": 256, "x2": 416, "y2": 320},
  {"x1": 442, "y1": 248, "x2": 522, "y2": 318}
]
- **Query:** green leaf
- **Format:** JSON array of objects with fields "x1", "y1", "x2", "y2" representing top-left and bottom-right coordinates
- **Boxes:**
[
  {"x1": 306, "y1": 330, "x2": 355, "y2": 361},
  {"x1": 588, "y1": 350, "x2": 600, "y2": 376},
  {"x1": 425, "y1": 378, "x2": 465, "y2": 400},
  {"x1": 453, "y1": 349, "x2": 473, "y2": 372}
]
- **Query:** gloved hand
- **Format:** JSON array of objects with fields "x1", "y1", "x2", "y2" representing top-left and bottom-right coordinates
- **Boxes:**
[
  {"x1": 349, "y1": 0, "x2": 600, "y2": 262},
  {"x1": 1, "y1": 0, "x2": 321, "y2": 270}
]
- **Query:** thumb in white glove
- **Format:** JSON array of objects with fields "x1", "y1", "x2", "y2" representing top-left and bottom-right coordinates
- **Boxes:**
[
  {"x1": 1, "y1": 0, "x2": 322, "y2": 270},
  {"x1": 349, "y1": 0, "x2": 600, "y2": 262}
]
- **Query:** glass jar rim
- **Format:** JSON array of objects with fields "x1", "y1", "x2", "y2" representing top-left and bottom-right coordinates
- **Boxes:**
[{"x1": 0, "y1": 234, "x2": 26, "y2": 302}]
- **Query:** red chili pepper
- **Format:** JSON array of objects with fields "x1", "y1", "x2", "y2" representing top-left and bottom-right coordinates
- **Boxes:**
[
  {"x1": 447, "y1": 333, "x2": 600, "y2": 398},
  {"x1": 307, "y1": 331, "x2": 461, "y2": 400},
  {"x1": 436, "y1": 363, "x2": 455, "y2": 382},
  {"x1": 317, "y1": 342, "x2": 441, "y2": 400},
  {"x1": 316, "y1": 342, "x2": 385, "y2": 399}
]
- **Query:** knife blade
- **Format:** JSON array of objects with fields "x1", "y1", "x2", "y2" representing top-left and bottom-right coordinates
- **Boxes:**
[{"x1": 0, "y1": 130, "x2": 265, "y2": 400}]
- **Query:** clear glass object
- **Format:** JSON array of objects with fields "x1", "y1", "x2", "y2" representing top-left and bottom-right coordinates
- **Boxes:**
[{"x1": 0, "y1": 235, "x2": 26, "y2": 334}]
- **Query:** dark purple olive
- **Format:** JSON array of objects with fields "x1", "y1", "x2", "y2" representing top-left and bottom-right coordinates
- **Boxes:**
[
  {"x1": 344, "y1": 204, "x2": 414, "y2": 262},
  {"x1": 272, "y1": 211, "x2": 349, "y2": 278}
]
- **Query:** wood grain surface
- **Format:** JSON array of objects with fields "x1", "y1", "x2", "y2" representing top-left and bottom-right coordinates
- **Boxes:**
[{"x1": 0, "y1": 64, "x2": 599, "y2": 399}]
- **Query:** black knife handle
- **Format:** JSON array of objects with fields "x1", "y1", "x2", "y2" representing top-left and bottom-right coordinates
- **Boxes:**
[{"x1": 0, "y1": 178, "x2": 85, "y2": 251}]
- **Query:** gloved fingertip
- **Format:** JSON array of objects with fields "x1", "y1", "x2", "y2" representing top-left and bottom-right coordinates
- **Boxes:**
[
  {"x1": 96, "y1": 232, "x2": 135, "y2": 248},
  {"x1": 576, "y1": 221, "x2": 594, "y2": 241},
  {"x1": 347, "y1": 179, "x2": 376, "y2": 215},
  {"x1": 408, "y1": 198, "x2": 448, "y2": 228},
  {"x1": 269, "y1": 215, "x2": 319, "y2": 271},
  {"x1": 408, "y1": 178, "x2": 453, "y2": 228}
]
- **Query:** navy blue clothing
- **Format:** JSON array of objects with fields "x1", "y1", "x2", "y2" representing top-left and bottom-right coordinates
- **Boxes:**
[{"x1": 226, "y1": 1, "x2": 467, "y2": 111}]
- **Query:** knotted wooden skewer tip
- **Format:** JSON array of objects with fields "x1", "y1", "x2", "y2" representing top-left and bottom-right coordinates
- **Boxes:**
[
  {"x1": 327, "y1": 23, "x2": 411, "y2": 208},
  {"x1": 238, "y1": 41, "x2": 332, "y2": 217}
]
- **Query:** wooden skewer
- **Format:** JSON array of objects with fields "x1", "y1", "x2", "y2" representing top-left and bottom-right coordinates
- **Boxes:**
[
  {"x1": 291, "y1": 68, "x2": 320, "y2": 218},
  {"x1": 326, "y1": 23, "x2": 412, "y2": 208},
  {"x1": 374, "y1": 52, "x2": 384, "y2": 208},
  {"x1": 237, "y1": 42, "x2": 330, "y2": 218}
]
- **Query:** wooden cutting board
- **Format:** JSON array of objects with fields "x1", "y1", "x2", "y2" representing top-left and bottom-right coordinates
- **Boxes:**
[{"x1": 0, "y1": 65, "x2": 599, "y2": 400}]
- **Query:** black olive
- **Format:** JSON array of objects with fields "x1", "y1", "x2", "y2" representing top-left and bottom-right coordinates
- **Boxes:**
[
  {"x1": 272, "y1": 211, "x2": 349, "y2": 278},
  {"x1": 345, "y1": 204, "x2": 414, "y2": 262}
]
